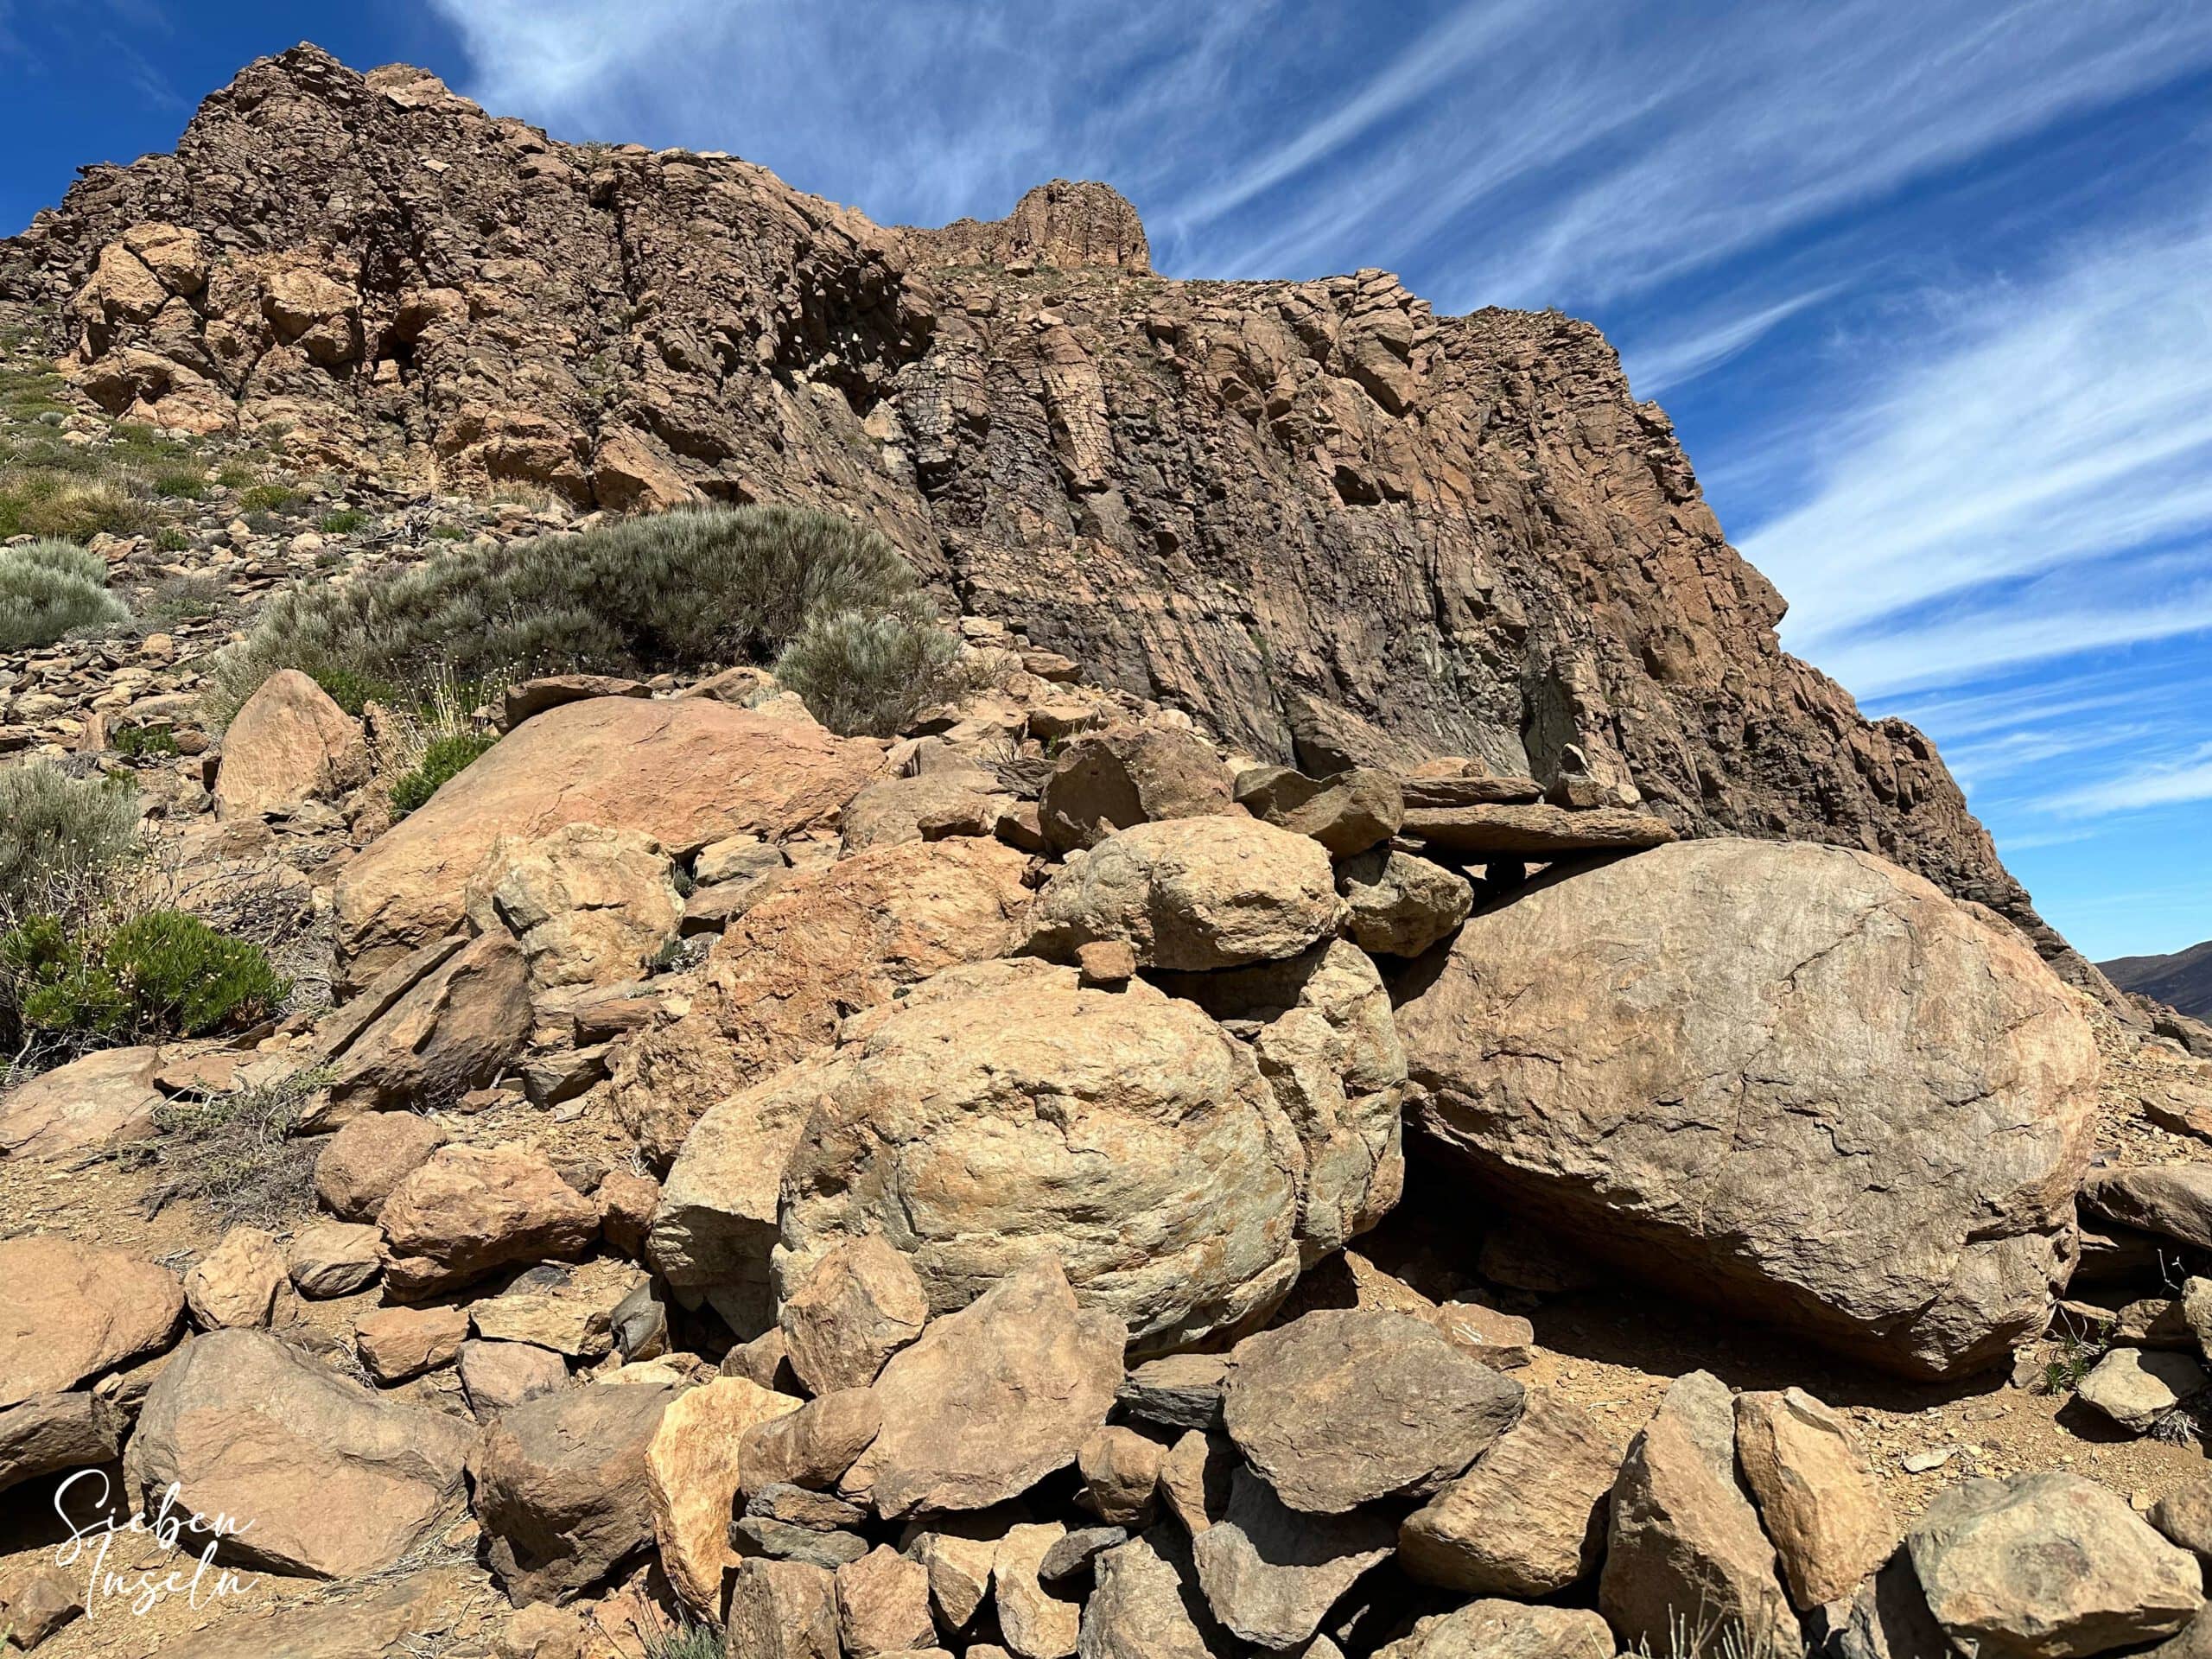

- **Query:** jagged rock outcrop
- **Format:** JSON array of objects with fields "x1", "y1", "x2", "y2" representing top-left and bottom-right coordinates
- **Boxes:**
[{"x1": 0, "y1": 42, "x2": 2090, "y2": 982}]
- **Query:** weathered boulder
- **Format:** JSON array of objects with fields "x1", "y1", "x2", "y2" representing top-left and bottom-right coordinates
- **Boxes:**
[
  {"x1": 1734, "y1": 1388, "x2": 1896, "y2": 1611},
  {"x1": 852, "y1": 1258, "x2": 1122, "y2": 1518},
  {"x1": 997, "y1": 1521, "x2": 1085, "y2": 1659},
  {"x1": 1598, "y1": 1370, "x2": 1798, "y2": 1657},
  {"x1": 1334, "y1": 847, "x2": 1474, "y2": 958},
  {"x1": 0, "y1": 1235, "x2": 183, "y2": 1408},
  {"x1": 779, "y1": 1236, "x2": 929, "y2": 1395},
  {"x1": 1397, "y1": 838, "x2": 2101, "y2": 1378},
  {"x1": 468, "y1": 1378, "x2": 677, "y2": 1605},
  {"x1": 773, "y1": 959, "x2": 1302, "y2": 1355},
  {"x1": 841, "y1": 767, "x2": 1010, "y2": 851},
  {"x1": 1027, "y1": 817, "x2": 1347, "y2": 971},
  {"x1": 470, "y1": 1259, "x2": 647, "y2": 1359},
  {"x1": 214, "y1": 668, "x2": 369, "y2": 819},
  {"x1": 738, "y1": 1388, "x2": 881, "y2": 1495},
  {"x1": 727, "y1": 1557, "x2": 842, "y2": 1659},
  {"x1": 124, "y1": 1328, "x2": 473, "y2": 1577},
  {"x1": 1156, "y1": 938, "x2": 1405, "y2": 1264},
  {"x1": 286, "y1": 1221, "x2": 385, "y2": 1298},
  {"x1": 459, "y1": 1338, "x2": 569, "y2": 1421},
  {"x1": 377, "y1": 1141, "x2": 601, "y2": 1297},
  {"x1": 1222, "y1": 1308, "x2": 1523, "y2": 1514},
  {"x1": 0, "y1": 1389, "x2": 124, "y2": 1493},
  {"x1": 1400, "y1": 800, "x2": 1675, "y2": 856},
  {"x1": 498, "y1": 673, "x2": 650, "y2": 732},
  {"x1": 464, "y1": 823, "x2": 682, "y2": 989},
  {"x1": 836, "y1": 1545, "x2": 936, "y2": 1656},
  {"x1": 323, "y1": 930, "x2": 534, "y2": 1112},
  {"x1": 0, "y1": 1044, "x2": 163, "y2": 1162},
  {"x1": 1399, "y1": 1389, "x2": 1619, "y2": 1596},
  {"x1": 355, "y1": 1303, "x2": 469, "y2": 1383},
  {"x1": 645, "y1": 1375, "x2": 802, "y2": 1614},
  {"x1": 2083, "y1": 1166, "x2": 2212, "y2": 1255},
  {"x1": 1909, "y1": 1472, "x2": 2202, "y2": 1659},
  {"x1": 334, "y1": 696, "x2": 879, "y2": 981},
  {"x1": 1376, "y1": 1600, "x2": 1618, "y2": 1659},
  {"x1": 1079, "y1": 1530, "x2": 1215, "y2": 1659},
  {"x1": 1039, "y1": 726, "x2": 1238, "y2": 852},
  {"x1": 314, "y1": 1109, "x2": 448, "y2": 1220},
  {"x1": 2075, "y1": 1348, "x2": 2209, "y2": 1434},
  {"x1": 1233, "y1": 765, "x2": 1403, "y2": 855},
  {"x1": 1192, "y1": 1465, "x2": 1395, "y2": 1648},
  {"x1": 1079, "y1": 1426, "x2": 1166, "y2": 1528},
  {"x1": 183, "y1": 1225, "x2": 294, "y2": 1331},
  {"x1": 613, "y1": 836, "x2": 1032, "y2": 1163}
]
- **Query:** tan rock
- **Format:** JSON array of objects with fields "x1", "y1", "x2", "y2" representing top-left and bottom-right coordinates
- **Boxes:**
[
  {"x1": 645, "y1": 1375, "x2": 803, "y2": 1614},
  {"x1": 996, "y1": 1521, "x2": 1083, "y2": 1659},
  {"x1": 1400, "y1": 800, "x2": 1675, "y2": 855},
  {"x1": 497, "y1": 673, "x2": 651, "y2": 734},
  {"x1": 214, "y1": 668, "x2": 369, "y2": 819},
  {"x1": 1038, "y1": 726, "x2": 1238, "y2": 852},
  {"x1": 1027, "y1": 816, "x2": 1348, "y2": 970},
  {"x1": 323, "y1": 930, "x2": 534, "y2": 1112},
  {"x1": 459, "y1": 1338, "x2": 569, "y2": 1420},
  {"x1": 465, "y1": 822, "x2": 682, "y2": 989},
  {"x1": 469, "y1": 1258, "x2": 645, "y2": 1358},
  {"x1": 1376, "y1": 1600, "x2": 1616, "y2": 1659},
  {"x1": 615, "y1": 835, "x2": 1032, "y2": 1163},
  {"x1": 727, "y1": 1557, "x2": 842, "y2": 1659},
  {"x1": 1398, "y1": 838, "x2": 2101, "y2": 1379},
  {"x1": 1734, "y1": 1387, "x2": 1897, "y2": 1611},
  {"x1": 1158, "y1": 1429, "x2": 1236, "y2": 1538},
  {"x1": 124, "y1": 1327, "x2": 474, "y2": 1577},
  {"x1": 1, "y1": 1389, "x2": 124, "y2": 1494},
  {"x1": 1193, "y1": 1465, "x2": 1395, "y2": 1649},
  {"x1": 1399, "y1": 1389, "x2": 1619, "y2": 1597},
  {"x1": 835, "y1": 1545, "x2": 936, "y2": 1657},
  {"x1": 1598, "y1": 1370, "x2": 1797, "y2": 1658},
  {"x1": 377, "y1": 1141, "x2": 601, "y2": 1297},
  {"x1": 1079, "y1": 1531, "x2": 1215, "y2": 1659},
  {"x1": 1233, "y1": 764, "x2": 1403, "y2": 855},
  {"x1": 315, "y1": 1109, "x2": 448, "y2": 1221},
  {"x1": 0, "y1": 1235, "x2": 183, "y2": 1409},
  {"x1": 0, "y1": 1045, "x2": 163, "y2": 1163},
  {"x1": 335, "y1": 695, "x2": 879, "y2": 981},
  {"x1": 773, "y1": 959, "x2": 1302, "y2": 1357},
  {"x1": 841, "y1": 767, "x2": 1009, "y2": 851},
  {"x1": 738, "y1": 1388, "x2": 882, "y2": 1495},
  {"x1": 1334, "y1": 847, "x2": 1474, "y2": 958},
  {"x1": 355, "y1": 1303, "x2": 469, "y2": 1383},
  {"x1": 1077, "y1": 1427, "x2": 1163, "y2": 1527},
  {"x1": 856, "y1": 1258, "x2": 1123, "y2": 1517},
  {"x1": 779, "y1": 1236, "x2": 930, "y2": 1395},
  {"x1": 184, "y1": 1225, "x2": 294, "y2": 1330},
  {"x1": 286, "y1": 1221, "x2": 385, "y2": 1298}
]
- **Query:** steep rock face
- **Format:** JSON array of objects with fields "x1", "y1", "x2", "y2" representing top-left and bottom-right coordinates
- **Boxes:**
[{"x1": 0, "y1": 44, "x2": 2085, "y2": 976}]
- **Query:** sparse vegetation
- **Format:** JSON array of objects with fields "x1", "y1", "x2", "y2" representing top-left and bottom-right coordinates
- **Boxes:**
[
  {"x1": 0, "y1": 537, "x2": 130, "y2": 647},
  {"x1": 146, "y1": 571, "x2": 224, "y2": 621},
  {"x1": 142, "y1": 1066, "x2": 331, "y2": 1226},
  {"x1": 152, "y1": 467, "x2": 208, "y2": 499},
  {"x1": 318, "y1": 507, "x2": 367, "y2": 534},
  {"x1": 1, "y1": 908, "x2": 288, "y2": 1045},
  {"x1": 237, "y1": 481, "x2": 299, "y2": 512},
  {"x1": 390, "y1": 731, "x2": 498, "y2": 817},
  {"x1": 643, "y1": 1621, "x2": 724, "y2": 1659},
  {"x1": 207, "y1": 505, "x2": 958, "y2": 735},
  {"x1": 0, "y1": 761, "x2": 145, "y2": 918}
]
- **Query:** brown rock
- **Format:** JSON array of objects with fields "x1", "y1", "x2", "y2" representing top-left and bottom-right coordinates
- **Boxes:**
[
  {"x1": 470, "y1": 1259, "x2": 645, "y2": 1360},
  {"x1": 1598, "y1": 1370, "x2": 1797, "y2": 1658},
  {"x1": 124, "y1": 1327, "x2": 473, "y2": 1577},
  {"x1": 0, "y1": 1044, "x2": 163, "y2": 1162},
  {"x1": 459, "y1": 1338, "x2": 569, "y2": 1420},
  {"x1": 0, "y1": 1562, "x2": 83, "y2": 1649},
  {"x1": 184, "y1": 1225, "x2": 295, "y2": 1330},
  {"x1": 1222, "y1": 1308, "x2": 1523, "y2": 1514},
  {"x1": 594, "y1": 1168, "x2": 660, "y2": 1257},
  {"x1": 645, "y1": 1375, "x2": 803, "y2": 1615},
  {"x1": 315, "y1": 1109, "x2": 448, "y2": 1221},
  {"x1": 1079, "y1": 1530, "x2": 1215, "y2": 1659},
  {"x1": 1397, "y1": 838, "x2": 2101, "y2": 1379},
  {"x1": 378, "y1": 1141, "x2": 601, "y2": 1297},
  {"x1": 1735, "y1": 1387, "x2": 1897, "y2": 1611},
  {"x1": 322, "y1": 930, "x2": 534, "y2": 1113},
  {"x1": 836, "y1": 1545, "x2": 936, "y2": 1657},
  {"x1": 907, "y1": 1516, "x2": 1001, "y2": 1628},
  {"x1": 356, "y1": 1302, "x2": 469, "y2": 1382},
  {"x1": 1400, "y1": 800, "x2": 1675, "y2": 856},
  {"x1": 779, "y1": 1235, "x2": 929, "y2": 1395},
  {"x1": 0, "y1": 1235, "x2": 183, "y2": 1409},
  {"x1": 726, "y1": 1557, "x2": 842, "y2": 1659},
  {"x1": 1119, "y1": 1353, "x2": 1230, "y2": 1431},
  {"x1": 842, "y1": 768, "x2": 1009, "y2": 852},
  {"x1": 856, "y1": 1257, "x2": 1123, "y2": 1518},
  {"x1": 739, "y1": 1388, "x2": 882, "y2": 1496},
  {"x1": 1335, "y1": 848, "x2": 1474, "y2": 958},
  {"x1": 1375, "y1": 1600, "x2": 1616, "y2": 1659},
  {"x1": 2084, "y1": 1166, "x2": 2212, "y2": 1254},
  {"x1": 1158, "y1": 1430, "x2": 1236, "y2": 1538},
  {"x1": 997, "y1": 1521, "x2": 1084, "y2": 1659},
  {"x1": 465, "y1": 822, "x2": 682, "y2": 990},
  {"x1": 214, "y1": 668, "x2": 369, "y2": 819},
  {"x1": 1399, "y1": 1389, "x2": 1619, "y2": 1597},
  {"x1": 0, "y1": 1389, "x2": 123, "y2": 1493},
  {"x1": 1232, "y1": 764, "x2": 1403, "y2": 855},
  {"x1": 498, "y1": 674, "x2": 650, "y2": 733},
  {"x1": 286, "y1": 1220, "x2": 385, "y2": 1298},
  {"x1": 334, "y1": 696, "x2": 879, "y2": 981},
  {"x1": 1078, "y1": 1426, "x2": 1164, "y2": 1528},
  {"x1": 1192, "y1": 1465, "x2": 1395, "y2": 1649},
  {"x1": 1038, "y1": 726, "x2": 1237, "y2": 853},
  {"x1": 468, "y1": 1378, "x2": 677, "y2": 1604}
]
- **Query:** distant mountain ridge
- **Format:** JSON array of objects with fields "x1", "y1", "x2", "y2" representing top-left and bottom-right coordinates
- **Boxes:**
[{"x1": 2101, "y1": 939, "x2": 2212, "y2": 1020}]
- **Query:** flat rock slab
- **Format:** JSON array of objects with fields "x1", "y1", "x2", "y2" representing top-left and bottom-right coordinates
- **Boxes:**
[
  {"x1": 1398, "y1": 800, "x2": 1673, "y2": 855},
  {"x1": 1374, "y1": 1599, "x2": 1616, "y2": 1659},
  {"x1": 0, "y1": 1044, "x2": 163, "y2": 1163},
  {"x1": 2085, "y1": 1166, "x2": 2212, "y2": 1254},
  {"x1": 2076, "y1": 1348, "x2": 2209, "y2": 1434},
  {"x1": 0, "y1": 1234, "x2": 183, "y2": 1409},
  {"x1": 1222, "y1": 1307, "x2": 1523, "y2": 1514},
  {"x1": 1192, "y1": 1465, "x2": 1395, "y2": 1649}
]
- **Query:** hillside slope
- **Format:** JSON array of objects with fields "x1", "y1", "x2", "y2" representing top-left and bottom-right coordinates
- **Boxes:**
[
  {"x1": 0, "y1": 43, "x2": 2101, "y2": 986},
  {"x1": 2104, "y1": 939, "x2": 2212, "y2": 1019}
]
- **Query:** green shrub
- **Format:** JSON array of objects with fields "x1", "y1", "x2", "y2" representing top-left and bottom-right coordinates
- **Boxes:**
[
  {"x1": 0, "y1": 461, "x2": 156, "y2": 540},
  {"x1": 391, "y1": 732, "x2": 497, "y2": 817},
  {"x1": 152, "y1": 468, "x2": 207, "y2": 499},
  {"x1": 313, "y1": 665, "x2": 401, "y2": 716},
  {"x1": 643, "y1": 1623, "x2": 723, "y2": 1659},
  {"x1": 207, "y1": 505, "x2": 957, "y2": 734},
  {"x1": 2, "y1": 909, "x2": 286, "y2": 1043},
  {"x1": 237, "y1": 483, "x2": 297, "y2": 512},
  {"x1": 153, "y1": 525, "x2": 192, "y2": 553},
  {"x1": 317, "y1": 508, "x2": 366, "y2": 534},
  {"x1": 112, "y1": 724, "x2": 180, "y2": 759},
  {"x1": 428, "y1": 524, "x2": 467, "y2": 541},
  {"x1": 0, "y1": 537, "x2": 130, "y2": 647},
  {"x1": 214, "y1": 461, "x2": 256, "y2": 488},
  {"x1": 0, "y1": 762, "x2": 143, "y2": 916}
]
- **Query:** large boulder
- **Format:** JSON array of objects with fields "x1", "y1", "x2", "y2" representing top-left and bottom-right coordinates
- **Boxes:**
[
  {"x1": 468, "y1": 1378, "x2": 678, "y2": 1605},
  {"x1": 771, "y1": 959, "x2": 1304, "y2": 1356},
  {"x1": 2082, "y1": 1166, "x2": 2212, "y2": 1254},
  {"x1": 213, "y1": 668, "x2": 369, "y2": 819},
  {"x1": 611, "y1": 836, "x2": 1032, "y2": 1163},
  {"x1": 1909, "y1": 1473, "x2": 2202, "y2": 1659},
  {"x1": 123, "y1": 1328, "x2": 474, "y2": 1577},
  {"x1": 1396, "y1": 838, "x2": 2100, "y2": 1379},
  {"x1": 334, "y1": 696, "x2": 880, "y2": 982},
  {"x1": 377, "y1": 1141, "x2": 601, "y2": 1298},
  {"x1": 1027, "y1": 817, "x2": 1348, "y2": 971},
  {"x1": 0, "y1": 1235, "x2": 183, "y2": 1408},
  {"x1": 849, "y1": 1257, "x2": 1122, "y2": 1518},
  {"x1": 1039, "y1": 725, "x2": 1238, "y2": 852}
]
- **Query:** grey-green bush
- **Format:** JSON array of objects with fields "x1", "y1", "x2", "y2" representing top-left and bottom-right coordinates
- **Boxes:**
[
  {"x1": 774, "y1": 605, "x2": 960, "y2": 738},
  {"x1": 205, "y1": 505, "x2": 957, "y2": 734},
  {"x1": 0, "y1": 537, "x2": 129, "y2": 648},
  {"x1": 0, "y1": 761, "x2": 144, "y2": 917}
]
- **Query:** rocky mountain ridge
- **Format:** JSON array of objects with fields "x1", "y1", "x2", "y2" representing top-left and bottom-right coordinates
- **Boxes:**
[
  {"x1": 2107, "y1": 941, "x2": 2212, "y2": 1022},
  {"x1": 0, "y1": 42, "x2": 2108, "y2": 994}
]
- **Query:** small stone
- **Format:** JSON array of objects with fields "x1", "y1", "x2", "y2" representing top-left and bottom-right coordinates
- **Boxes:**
[
  {"x1": 458, "y1": 1338, "x2": 569, "y2": 1420},
  {"x1": 834, "y1": 1545, "x2": 935, "y2": 1657},
  {"x1": 284, "y1": 1221, "x2": 384, "y2": 1299},
  {"x1": 183, "y1": 1226, "x2": 294, "y2": 1330},
  {"x1": 1078, "y1": 1426, "x2": 1164, "y2": 1527},
  {"x1": 355, "y1": 1303, "x2": 469, "y2": 1383},
  {"x1": 779, "y1": 1235, "x2": 929, "y2": 1395},
  {"x1": 996, "y1": 1521, "x2": 1083, "y2": 1659},
  {"x1": 2076, "y1": 1348, "x2": 2209, "y2": 1433}
]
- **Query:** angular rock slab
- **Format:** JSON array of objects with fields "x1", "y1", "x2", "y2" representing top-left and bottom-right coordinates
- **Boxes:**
[
  {"x1": 2075, "y1": 1348, "x2": 2209, "y2": 1434},
  {"x1": 727, "y1": 1557, "x2": 842, "y2": 1659},
  {"x1": 123, "y1": 1327, "x2": 473, "y2": 1578},
  {"x1": 855, "y1": 1257, "x2": 1123, "y2": 1519},
  {"x1": 1397, "y1": 837, "x2": 2100, "y2": 1379},
  {"x1": 1080, "y1": 1530, "x2": 1218, "y2": 1659},
  {"x1": 774, "y1": 958, "x2": 1303, "y2": 1357},
  {"x1": 0, "y1": 1234, "x2": 183, "y2": 1409},
  {"x1": 2084, "y1": 1166, "x2": 2212, "y2": 1255},
  {"x1": 1039, "y1": 725, "x2": 1238, "y2": 853},
  {"x1": 1192, "y1": 1465, "x2": 1395, "y2": 1649},
  {"x1": 0, "y1": 1044, "x2": 163, "y2": 1163},
  {"x1": 1222, "y1": 1307, "x2": 1523, "y2": 1514},
  {"x1": 213, "y1": 667, "x2": 369, "y2": 820},
  {"x1": 377, "y1": 1141, "x2": 600, "y2": 1297},
  {"x1": 1376, "y1": 1599, "x2": 1618, "y2": 1659},
  {"x1": 646, "y1": 1375, "x2": 802, "y2": 1615},
  {"x1": 1909, "y1": 1472, "x2": 2203, "y2": 1659},
  {"x1": 1734, "y1": 1387, "x2": 1897, "y2": 1611}
]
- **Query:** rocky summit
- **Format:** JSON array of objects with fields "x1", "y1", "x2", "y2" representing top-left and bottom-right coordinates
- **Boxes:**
[{"x1": 2, "y1": 39, "x2": 2211, "y2": 1659}]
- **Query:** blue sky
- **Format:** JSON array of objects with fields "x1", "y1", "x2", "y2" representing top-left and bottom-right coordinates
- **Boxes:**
[{"x1": 4, "y1": 1, "x2": 2209, "y2": 959}]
